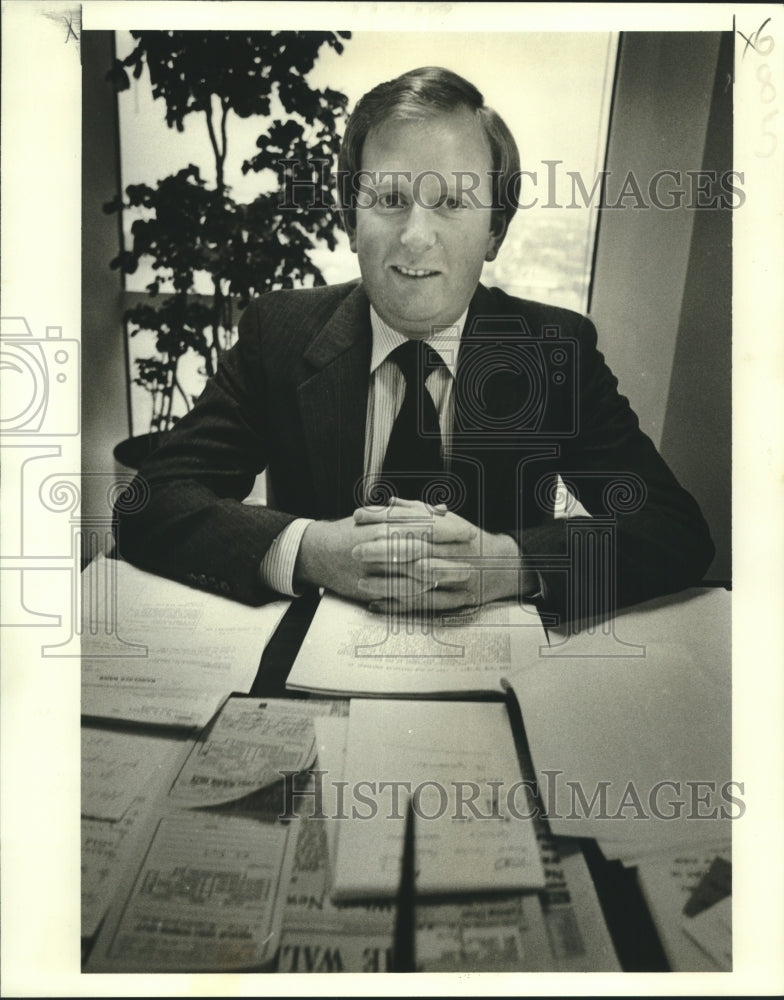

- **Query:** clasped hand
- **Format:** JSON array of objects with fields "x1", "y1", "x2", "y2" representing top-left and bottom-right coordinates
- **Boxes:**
[{"x1": 295, "y1": 498, "x2": 526, "y2": 612}]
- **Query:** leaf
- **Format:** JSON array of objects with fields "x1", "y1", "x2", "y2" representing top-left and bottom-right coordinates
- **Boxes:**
[
  {"x1": 105, "y1": 59, "x2": 131, "y2": 92},
  {"x1": 110, "y1": 30, "x2": 352, "y2": 429}
]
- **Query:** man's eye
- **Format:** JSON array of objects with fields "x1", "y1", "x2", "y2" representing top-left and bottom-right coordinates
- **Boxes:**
[
  {"x1": 443, "y1": 196, "x2": 467, "y2": 210},
  {"x1": 378, "y1": 192, "x2": 404, "y2": 208}
]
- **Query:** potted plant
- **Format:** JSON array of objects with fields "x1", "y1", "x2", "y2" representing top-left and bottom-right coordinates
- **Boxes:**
[{"x1": 104, "y1": 29, "x2": 351, "y2": 467}]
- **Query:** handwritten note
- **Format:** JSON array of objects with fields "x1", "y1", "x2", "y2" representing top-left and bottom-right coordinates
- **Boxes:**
[
  {"x1": 332, "y1": 699, "x2": 545, "y2": 899},
  {"x1": 82, "y1": 727, "x2": 186, "y2": 821},
  {"x1": 735, "y1": 14, "x2": 778, "y2": 159}
]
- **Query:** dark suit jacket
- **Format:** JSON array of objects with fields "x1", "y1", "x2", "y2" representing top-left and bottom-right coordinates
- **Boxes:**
[{"x1": 114, "y1": 280, "x2": 714, "y2": 622}]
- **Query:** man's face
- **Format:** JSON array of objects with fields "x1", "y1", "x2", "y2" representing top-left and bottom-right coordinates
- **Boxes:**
[{"x1": 348, "y1": 108, "x2": 506, "y2": 338}]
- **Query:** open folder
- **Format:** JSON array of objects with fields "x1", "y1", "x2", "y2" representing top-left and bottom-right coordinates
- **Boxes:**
[{"x1": 286, "y1": 593, "x2": 548, "y2": 697}]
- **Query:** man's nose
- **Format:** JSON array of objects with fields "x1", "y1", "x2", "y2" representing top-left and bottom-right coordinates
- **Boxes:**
[{"x1": 399, "y1": 204, "x2": 438, "y2": 254}]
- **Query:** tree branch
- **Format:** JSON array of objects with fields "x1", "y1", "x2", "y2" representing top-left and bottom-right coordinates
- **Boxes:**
[
  {"x1": 204, "y1": 100, "x2": 222, "y2": 188},
  {"x1": 219, "y1": 99, "x2": 230, "y2": 188},
  {"x1": 172, "y1": 371, "x2": 192, "y2": 412}
]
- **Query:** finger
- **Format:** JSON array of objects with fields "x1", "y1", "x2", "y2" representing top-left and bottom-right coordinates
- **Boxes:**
[
  {"x1": 355, "y1": 559, "x2": 462, "y2": 586},
  {"x1": 369, "y1": 587, "x2": 479, "y2": 614},
  {"x1": 407, "y1": 557, "x2": 472, "y2": 589},
  {"x1": 423, "y1": 541, "x2": 480, "y2": 560},
  {"x1": 385, "y1": 497, "x2": 423, "y2": 511},
  {"x1": 350, "y1": 520, "x2": 408, "y2": 544},
  {"x1": 349, "y1": 518, "x2": 429, "y2": 553},
  {"x1": 355, "y1": 562, "x2": 394, "y2": 578},
  {"x1": 354, "y1": 504, "x2": 471, "y2": 549},
  {"x1": 358, "y1": 560, "x2": 435, "y2": 580},
  {"x1": 354, "y1": 498, "x2": 422, "y2": 523},
  {"x1": 351, "y1": 537, "x2": 431, "y2": 564},
  {"x1": 353, "y1": 505, "x2": 393, "y2": 524},
  {"x1": 357, "y1": 574, "x2": 432, "y2": 599},
  {"x1": 429, "y1": 515, "x2": 479, "y2": 545}
]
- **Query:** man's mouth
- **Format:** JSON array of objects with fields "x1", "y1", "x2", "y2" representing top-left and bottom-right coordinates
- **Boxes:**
[{"x1": 391, "y1": 265, "x2": 440, "y2": 278}]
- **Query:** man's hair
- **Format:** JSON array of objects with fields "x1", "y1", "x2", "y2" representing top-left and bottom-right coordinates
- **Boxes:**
[{"x1": 337, "y1": 66, "x2": 520, "y2": 236}]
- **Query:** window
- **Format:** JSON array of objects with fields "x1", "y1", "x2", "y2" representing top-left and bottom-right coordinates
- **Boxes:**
[{"x1": 116, "y1": 31, "x2": 617, "y2": 435}]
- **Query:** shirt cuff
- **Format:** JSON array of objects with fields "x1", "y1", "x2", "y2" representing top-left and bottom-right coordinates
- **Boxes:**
[{"x1": 259, "y1": 518, "x2": 314, "y2": 597}]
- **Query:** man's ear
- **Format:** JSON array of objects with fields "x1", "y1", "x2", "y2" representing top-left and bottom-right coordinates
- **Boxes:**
[{"x1": 485, "y1": 215, "x2": 509, "y2": 263}]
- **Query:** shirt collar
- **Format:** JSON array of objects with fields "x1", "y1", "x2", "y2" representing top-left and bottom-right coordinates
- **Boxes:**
[{"x1": 369, "y1": 305, "x2": 466, "y2": 378}]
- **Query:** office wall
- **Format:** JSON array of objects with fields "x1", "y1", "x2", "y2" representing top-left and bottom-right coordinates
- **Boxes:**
[
  {"x1": 660, "y1": 32, "x2": 733, "y2": 584},
  {"x1": 590, "y1": 33, "x2": 731, "y2": 581},
  {"x1": 81, "y1": 32, "x2": 128, "y2": 561}
]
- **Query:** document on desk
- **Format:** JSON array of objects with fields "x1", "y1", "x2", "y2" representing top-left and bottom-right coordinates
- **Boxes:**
[
  {"x1": 331, "y1": 699, "x2": 545, "y2": 899},
  {"x1": 80, "y1": 555, "x2": 290, "y2": 727},
  {"x1": 636, "y1": 839, "x2": 732, "y2": 971},
  {"x1": 414, "y1": 850, "x2": 620, "y2": 973},
  {"x1": 504, "y1": 587, "x2": 732, "y2": 859},
  {"x1": 81, "y1": 725, "x2": 191, "y2": 937},
  {"x1": 682, "y1": 895, "x2": 732, "y2": 970},
  {"x1": 293, "y1": 716, "x2": 618, "y2": 971},
  {"x1": 278, "y1": 776, "x2": 398, "y2": 973},
  {"x1": 312, "y1": 714, "x2": 350, "y2": 862},
  {"x1": 81, "y1": 726, "x2": 188, "y2": 822},
  {"x1": 167, "y1": 696, "x2": 338, "y2": 808},
  {"x1": 286, "y1": 593, "x2": 547, "y2": 697},
  {"x1": 87, "y1": 811, "x2": 298, "y2": 972},
  {"x1": 82, "y1": 802, "x2": 156, "y2": 940},
  {"x1": 311, "y1": 715, "x2": 550, "y2": 969}
]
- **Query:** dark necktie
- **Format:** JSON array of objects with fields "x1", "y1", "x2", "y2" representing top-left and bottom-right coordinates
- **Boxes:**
[{"x1": 380, "y1": 339, "x2": 444, "y2": 502}]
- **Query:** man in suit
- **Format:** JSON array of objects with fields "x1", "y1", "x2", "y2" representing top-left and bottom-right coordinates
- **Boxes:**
[{"x1": 114, "y1": 66, "x2": 714, "y2": 624}]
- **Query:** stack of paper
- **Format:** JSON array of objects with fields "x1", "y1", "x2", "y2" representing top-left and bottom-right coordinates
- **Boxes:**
[
  {"x1": 303, "y1": 714, "x2": 620, "y2": 971},
  {"x1": 87, "y1": 811, "x2": 299, "y2": 972},
  {"x1": 317, "y1": 699, "x2": 546, "y2": 899},
  {"x1": 80, "y1": 555, "x2": 290, "y2": 727},
  {"x1": 504, "y1": 587, "x2": 732, "y2": 862},
  {"x1": 636, "y1": 841, "x2": 732, "y2": 971},
  {"x1": 286, "y1": 593, "x2": 547, "y2": 697},
  {"x1": 85, "y1": 696, "x2": 337, "y2": 971},
  {"x1": 81, "y1": 726, "x2": 191, "y2": 938}
]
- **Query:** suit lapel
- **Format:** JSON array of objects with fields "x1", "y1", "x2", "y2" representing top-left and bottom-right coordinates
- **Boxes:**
[
  {"x1": 294, "y1": 281, "x2": 536, "y2": 522},
  {"x1": 454, "y1": 283, "x2": 541, "y2": 437},
  {"x1": 297, "y1": 284, "x2": 371, "y2": 517},
  {"x1": 450, "y1": 285, "x2": 537, "y2": 528}
]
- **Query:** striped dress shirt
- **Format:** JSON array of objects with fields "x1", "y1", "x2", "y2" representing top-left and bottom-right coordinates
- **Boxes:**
[{"x1": 259, "y1": 306, "x2": 467, "y2": 595}]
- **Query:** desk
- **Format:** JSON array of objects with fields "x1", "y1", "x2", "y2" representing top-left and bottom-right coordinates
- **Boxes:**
[{"x1": 81, "y1": 578, "x2": 730, "y2": 973}]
